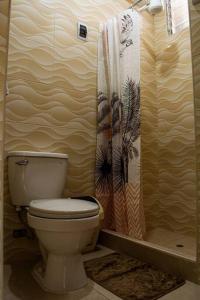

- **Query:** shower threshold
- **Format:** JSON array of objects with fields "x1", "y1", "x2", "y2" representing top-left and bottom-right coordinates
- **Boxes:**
[{"x1": 99, "y1": 229, "x2": 198, "y2": 283}]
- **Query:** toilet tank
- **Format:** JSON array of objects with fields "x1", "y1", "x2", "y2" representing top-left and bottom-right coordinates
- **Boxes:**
[{"x1": 7, "y1": 151, "x2": 68, "y2": 207}]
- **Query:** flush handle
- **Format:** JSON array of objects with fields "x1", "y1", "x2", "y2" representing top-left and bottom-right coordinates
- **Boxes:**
[{"x1": 16, "y1": 159, "x2": 29, "y2": 166}]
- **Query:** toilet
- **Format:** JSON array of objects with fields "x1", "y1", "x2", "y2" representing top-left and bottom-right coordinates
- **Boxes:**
[{"x1": 7, "y1": 151, "x2": 101, "y2": 294}]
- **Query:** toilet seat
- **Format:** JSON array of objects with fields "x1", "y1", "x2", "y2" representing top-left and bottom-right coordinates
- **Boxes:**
[
  {"x1": 29, "y1": 198, "x2": 99, "y2": 219},
  {"x1": 28, "y1": 213, "x2": 99, "y2": 232}
]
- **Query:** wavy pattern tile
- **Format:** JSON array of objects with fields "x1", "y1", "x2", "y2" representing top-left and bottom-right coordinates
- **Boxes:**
[
  {"x1": 140, "y1": 12, "x2": 160, "y2": 231},
  {"x1": 4, "y1": 0, "x2": 132, "y2": 262},
  {"x1": 141, "y1": 10, "x2": 196, "y2": 237},
  {"x1": 189, "y1": 0, "x2": 200, "y2": 277},
  {"x1": 0, "y1": 0, "x2": 10, "y2": 294},
  {"x1": 4, "y1": 0, "x2": 198, "y2": 263},
  {"x1": 155, "y1": 12, "x2": 196, "y2": 236},
  {"x1": 6, "y1": 78, "x2": 97, "y2": 127}
]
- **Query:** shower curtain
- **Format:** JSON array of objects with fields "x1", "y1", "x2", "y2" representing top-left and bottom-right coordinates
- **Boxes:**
[{"x1": 95, "y1": 9, "x2": 145, "y2": 240}]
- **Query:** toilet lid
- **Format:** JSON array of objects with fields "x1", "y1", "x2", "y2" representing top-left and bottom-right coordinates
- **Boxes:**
[{"x1": 29, "y1": 198, "x2": 99, "y2": 219}]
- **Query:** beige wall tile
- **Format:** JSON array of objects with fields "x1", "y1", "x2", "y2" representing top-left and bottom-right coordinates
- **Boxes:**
[
  {"x1": 4, "y1": 0, "x2": 198, "y2": 280},
  {"x1": 189, "y1": 0, "x2": 200, "y2": 282},
  {"x1": 158, "y1": 132, "x2": 196, "y2": 165},
  {"x1": 141, "y1": 9, "x2": 196, "y2": 237},
  {"x1": 6, "y1": 78, "x2": 97, "y2": 127},
  {"x1": 0, "y1": 1, "x2": 9, "y2": 40},
  {"x1": 9, "y1": 0, "x2": 54, "y2": 40},
  {"x1": 193, "y1": 54, "x2": 200, "y2": 107},
  {"x1": 5, "y1": 120, "x2": 96, "y2": 197},
  {"x1": 7, "y1": 46, "x2": 55, "y2": 85},
  {"x1": 0, "y1": 0, "x2": 10, "y2": 296},
  {"x1": 151, "y1": 10, "x2": 196, "y2": 236},
  {"x1": 189, "y1": 0, "x2": 200, "y2": 57},
  {"x1": 5, "y1": 0, "x2": 136, "y2": 262}
]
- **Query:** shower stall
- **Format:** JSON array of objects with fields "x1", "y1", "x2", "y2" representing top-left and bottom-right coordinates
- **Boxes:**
[
  {"x1": 98, "y1": 0, "x2": 197, "y2": 264},
  {"x1": 141, "y1": 0, "x2": 196, "y2": 261}
]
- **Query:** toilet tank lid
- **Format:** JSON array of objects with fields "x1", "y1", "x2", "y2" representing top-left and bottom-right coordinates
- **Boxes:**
[{"x1": 7, "y1": 151, "x2": 68, "y2": 159}]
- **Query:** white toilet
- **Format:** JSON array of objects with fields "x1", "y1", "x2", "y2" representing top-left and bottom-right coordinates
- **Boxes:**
[{"x1": 7, "y1": 151, "x2": 100, "y2": 294}]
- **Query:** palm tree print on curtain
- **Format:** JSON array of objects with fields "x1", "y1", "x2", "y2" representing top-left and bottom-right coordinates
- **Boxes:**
[{"x1": 95, "y1": 10, "x2": 145, "y2": 239}]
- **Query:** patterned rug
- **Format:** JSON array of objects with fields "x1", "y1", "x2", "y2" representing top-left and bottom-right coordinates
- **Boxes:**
[{"x1": 84, "y1": 253, "x2": 185, "y2": 300}]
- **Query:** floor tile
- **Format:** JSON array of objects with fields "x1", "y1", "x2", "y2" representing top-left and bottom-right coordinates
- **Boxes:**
[
  {"x1": 4, "y1": 264, "x2": 109, "y2": 300},
  {"x1": 4, "y1": 246, "x2": 200, "y2": 300},
  {"x1": 159, "y1": 281, "x2": 200, "y2": 300},
  {"x1": 83, "y1": 245, "x2": 115, "y2": 262}
]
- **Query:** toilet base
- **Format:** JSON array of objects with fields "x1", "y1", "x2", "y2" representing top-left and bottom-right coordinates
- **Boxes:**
[{"x1": 32, "y1": 254, "x2": 88, "y2": 294}]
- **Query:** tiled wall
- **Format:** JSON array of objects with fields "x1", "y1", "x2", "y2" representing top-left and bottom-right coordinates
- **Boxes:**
[
  {"x1": 143, "y1": 11, "x2": 196, "y2": 236},
  {"x1": 188, "y1": 0, "x2": 200, "y2": 281},
  {"x1": 2, "y1": 0, "x2": 200, "y2": 283},
  {"x1": 0, "y1": 0, "x2": 10, "y2": 295},
  {"x1": 4, "y1": 0, "x2": 132, "y2": 262},
  {"x1": 4, "y1": 0, "x2": 157, "y2": 262},
  {"x1": 4, "y1": 0, "x2": 197, "y2": 261},
  {"x1": 140, "y1": 12, "x2": 158, "y2": 230},
  {"x1": 156, "y1": 13, "x2": 196, "y2": 235}
]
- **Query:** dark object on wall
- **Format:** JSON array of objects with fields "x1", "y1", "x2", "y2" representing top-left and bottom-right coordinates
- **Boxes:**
[
  {"x1": 77, "y1": 22, "x2": 88, "y2": 41},
  {"x1": 193, "y1": 0, "x2": 200, "y2": 4}
]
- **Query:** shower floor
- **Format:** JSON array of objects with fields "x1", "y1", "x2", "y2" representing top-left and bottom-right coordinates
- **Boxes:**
[{"x1": 145, "y1": 228, "x2": 196, "y2": 259}]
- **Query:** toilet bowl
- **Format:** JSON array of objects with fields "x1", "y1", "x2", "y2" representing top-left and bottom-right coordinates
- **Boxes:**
[
  {"x1": 28, "y1": 199, "x2": 99, "y2": 293},
  {"x1": 7, "y1": 151, "x2": 101, "y2": 294}
]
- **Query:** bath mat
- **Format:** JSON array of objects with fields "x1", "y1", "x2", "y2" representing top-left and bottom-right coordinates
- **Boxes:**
[{"x1": 84, "y1": 252, "x2": 185, "y2": 300}]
